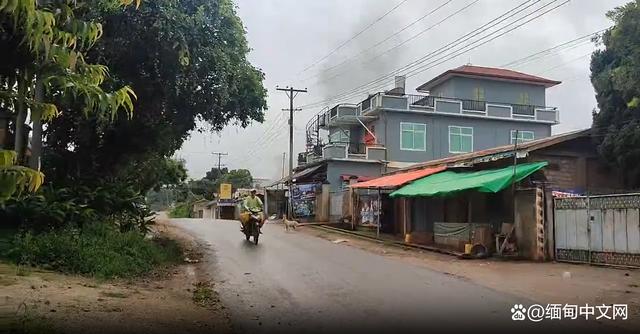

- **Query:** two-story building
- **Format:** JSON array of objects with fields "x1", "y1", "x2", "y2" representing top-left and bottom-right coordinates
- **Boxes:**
[{"x1": 287, "y1": 65, "x2": 561, "y2": 220}]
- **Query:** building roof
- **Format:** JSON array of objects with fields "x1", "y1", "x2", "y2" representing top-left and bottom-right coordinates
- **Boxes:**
[
  {"x1": 416, "y1": 65, "x2": 561, "y2": 92},
  {"x1": 389, "y1": 128, "x2": 591, "y2": 175},
  {"x1": 390, "y1": 162, "x2": 548, "y2": 198},
  {"x1": 351, "y1": 166, "x2": 445, "y2": 190}
]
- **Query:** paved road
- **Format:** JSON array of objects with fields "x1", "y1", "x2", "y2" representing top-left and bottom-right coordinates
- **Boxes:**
[{"x1": 174, "y1": 219, "x2": 618, "y2": 334}]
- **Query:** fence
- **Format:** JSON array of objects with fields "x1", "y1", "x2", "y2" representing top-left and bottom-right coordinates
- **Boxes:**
[{"x1": 554, "y1": 193, "x2": 640, "y2": 267}]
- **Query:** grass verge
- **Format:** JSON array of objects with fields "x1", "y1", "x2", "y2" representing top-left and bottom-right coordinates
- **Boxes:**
[{"x1": 1, "y1": 223, "x2": 182, "y2": 279}]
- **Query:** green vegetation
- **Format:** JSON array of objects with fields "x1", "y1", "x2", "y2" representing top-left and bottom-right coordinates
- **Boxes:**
[
  {"x1": 149, "y1": 167, "x2": 253, "y2": 213},
  {"x1": 591, "y1": 1, "x2": 640, "y2": 185},
  {"x1": 169, "y1": 202, "x2": 193, "y2": 219},
  {"x1": 4, "y1": 223, "x2": 182, "y2": 279},
  {"x1": 0, "y1": 0, "x2": 265, "y2": 278}
]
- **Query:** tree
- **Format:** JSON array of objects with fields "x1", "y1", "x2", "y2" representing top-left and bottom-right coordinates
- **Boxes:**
[
  {"x1": 591, "y1": 0, "x2": 640, "y2": 185},
  {"x1": 43, "y1": 0, "x2": 267, "y2": 193},
  {"x1": 0, "y1": 150, "x2": 44, "y2": 202},
  {"x1": 0, "y1": 0, "x2": 137, "y2": 201},
  {"x1": 220, "y1": 169, "x2": 253, "y2": 190},
  {"x1": 205, "y1": 167, "x2": 229, "y2": 182},
  {"x1": 0, "y1": 0, "x2": 137, "y2": 169}
]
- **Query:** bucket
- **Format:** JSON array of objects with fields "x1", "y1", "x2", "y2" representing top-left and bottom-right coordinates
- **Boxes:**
[{"x1": 464, "y1": 243, "x2": 473, "y2": 254}]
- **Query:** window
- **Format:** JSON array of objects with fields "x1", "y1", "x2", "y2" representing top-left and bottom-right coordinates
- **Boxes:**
[
  {"x1": 449, "y1": 126, "x2": 473, "y2": 153},
  {"x1": 473, "y1": 87, "x2": 485, "y2": 101},
  {"x1": 518, "y1": 92, "x2": 530, "y2": 105},
  {"x1": 329, "y1": 130, "x2": 349, "y2": 143},
  {"x1": 400, "y1": 122, "x2": 426, "y2": 151},
  {"x1": 511, "y1": 130, "x2": 535, "y2": 144}
]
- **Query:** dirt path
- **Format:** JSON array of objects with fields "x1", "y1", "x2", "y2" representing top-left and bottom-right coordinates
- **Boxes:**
[
  {"x1": 301, "y1": 226, "x2": 640, "y2": 331},
  {"x1": 0, "y1": 216, "x2": 231, "y2": 334}
]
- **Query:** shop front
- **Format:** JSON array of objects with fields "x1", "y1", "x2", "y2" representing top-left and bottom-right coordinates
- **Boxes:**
[{"x1": 391, "y1": 162, "x2": 548, "y2": 256}]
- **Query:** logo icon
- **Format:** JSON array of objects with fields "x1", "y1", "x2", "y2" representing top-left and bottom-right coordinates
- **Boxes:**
[
  {"x1": 527, "y1": 304, "x2": 545, "y2": 322},
  {"x1": 511, "y1": 304, "x2": 527, "y2": 321}
]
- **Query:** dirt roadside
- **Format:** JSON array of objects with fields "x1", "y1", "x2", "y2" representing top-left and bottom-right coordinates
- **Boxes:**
[
  {"x1": 0, "y1": 216, "x2": 231, "y2": 334},
  {"x1": 301, "y1": 226, "x2": 640, "y2": 330}
]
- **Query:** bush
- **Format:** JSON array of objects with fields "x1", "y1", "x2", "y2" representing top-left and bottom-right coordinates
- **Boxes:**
[
  {"x1": 0, "y1": 184, "x2": 155, "y2": 233},
  {"x1": 169, "y1": 202, "x2": 192, "y2": 218},
  {"x1": 5, "y1": 223, "x2": 182, "y2": 279}
]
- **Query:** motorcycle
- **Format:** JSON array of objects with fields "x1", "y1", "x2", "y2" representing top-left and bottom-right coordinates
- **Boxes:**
[{"x1": 243, "y1": 208, "x2": 262, "y2": 245}]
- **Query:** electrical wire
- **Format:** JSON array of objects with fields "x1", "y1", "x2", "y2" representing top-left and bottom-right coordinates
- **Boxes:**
[
  {"x1": 297, "y1": 0, "x2": 409, "y2": 74},
  {"x1": 299, "y1": 0, "x2": 455, "y2": 83},
  {"x1": 300, "y1": 0, "x2": 567, "y2": 109}
]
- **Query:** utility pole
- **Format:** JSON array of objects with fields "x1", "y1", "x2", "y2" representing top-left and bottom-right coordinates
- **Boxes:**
[
  {"x1": 212, "y1": 152, "x2": 228, "y2": 171},
  {"x1": 276, "y1": 85, "x2": 307, "y2": 218},
  {"x1": 281, "y1": 152, "x2": 286, "y2": 179}
]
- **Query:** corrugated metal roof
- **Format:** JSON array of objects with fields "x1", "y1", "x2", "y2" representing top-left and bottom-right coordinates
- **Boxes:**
[
  {"x1": 351, "y1": 166, "x2": 445, "y2": 189},
  {"x1": 389, "y1": 129, "x2": 591, "y2": 175}
]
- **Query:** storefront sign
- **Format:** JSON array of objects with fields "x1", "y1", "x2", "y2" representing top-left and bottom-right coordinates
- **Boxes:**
[
  {"x1": 220, "y1": 183, "x2": 232, "y2": 199},
  {"x1": 291, "y1": 183, "x2": 319, "y2": 218}
]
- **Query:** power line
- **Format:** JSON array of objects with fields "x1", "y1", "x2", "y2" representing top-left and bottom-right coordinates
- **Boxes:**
[
  {"x1": 326, "y1": 0, "x2": 569, "y2": 109},
  {"x1": 304, "y1": 0, "x2": 483, "y2": 88},
  {"x1": 300, "y1": 0, "x2": 455, "y2": 83},
  {"x1": 400, "y1": 0, "x2": 571, "y2": 79},
  {"x1": 501, "y1": 27, "x2": 607, "y2": 68},
  {"x1": 300, "y1": 0, "x2": 544, "y2": 108},
  {"x1": 298, "y1": 0, "x2": 409, "y2": 74},
  {"x1": 301, "y1": 0, "x2": 562, "y2": 109},
  {"x1": 536, "y1": 51, "x2": 593, "y2": 76}
]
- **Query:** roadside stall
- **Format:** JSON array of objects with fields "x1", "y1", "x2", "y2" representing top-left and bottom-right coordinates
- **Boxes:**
[
  {"x1": 390, "y1": 162, "x2": 548, "y2": 256},
  {"x1": 349, "y1": 167, "x2": 445, "y2": 237}
]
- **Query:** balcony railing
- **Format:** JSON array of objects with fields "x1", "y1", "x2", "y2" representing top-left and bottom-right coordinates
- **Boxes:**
[
  {"x1": 328, "y1": 141, "x2": 367, "y2": 155},
  {"x1": 511, "y1": 103, "x2": 535, "y2": 117},
  {"x1": 403, "y1": 94, "x2": 557, "y2": 122},
  {"x1": 461, "y1": 99, "x2": 486, "y2": 112},
  {"x1": 407, "y1": 94, "x2": 434, "y2": 108}
]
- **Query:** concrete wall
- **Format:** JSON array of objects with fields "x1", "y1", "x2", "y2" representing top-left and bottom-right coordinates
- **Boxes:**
[
  {"x1": 430, "y1": 77, "x2": 547, "y2": 106},
  {"x1": 379, "y1": 110, "x2": 551, "y2": 162},
  {"x1": 315, "y1": 184, "x2": 331, "y2": 222},
  {"x1": 323, "y1": 144, "x2": 347, "y2": 159},
  {"x1": 325, "y1": 160, "x2": 384, "y2": 192},
  {"x1": 381, "y1": 95, "x2": 408, "y2": 110},
  {"x1": 428, "y1": 79, "x2": 455, "y2": 97}
]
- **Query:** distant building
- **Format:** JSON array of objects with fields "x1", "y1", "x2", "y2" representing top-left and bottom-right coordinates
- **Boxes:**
[{"x1": 252, "y1": 177, "x2": 273, "y2": 189}]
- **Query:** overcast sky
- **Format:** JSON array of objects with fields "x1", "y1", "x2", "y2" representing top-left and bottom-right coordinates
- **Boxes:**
[{"x1": 175, "y1": 0, "x2": 627, "y2": 181}]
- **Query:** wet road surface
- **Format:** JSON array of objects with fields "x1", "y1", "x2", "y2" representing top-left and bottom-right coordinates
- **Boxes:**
[{"x1": 174, "y1": 218, "x2": 619, "y2": 334}]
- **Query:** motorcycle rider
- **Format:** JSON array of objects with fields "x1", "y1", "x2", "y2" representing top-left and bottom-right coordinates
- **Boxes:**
[{"x1": 240, "y1": 189, "x2": 265, "y2": 232}]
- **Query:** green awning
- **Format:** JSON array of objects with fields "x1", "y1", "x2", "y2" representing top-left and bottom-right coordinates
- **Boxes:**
[{"x1": 390, "y1": 161, "x2": 548, "y2": 198}]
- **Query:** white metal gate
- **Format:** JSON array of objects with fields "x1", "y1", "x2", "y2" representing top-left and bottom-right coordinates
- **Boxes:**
[{"x1": 554, "y1": 194, "x2": 640, "y2": 267}]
